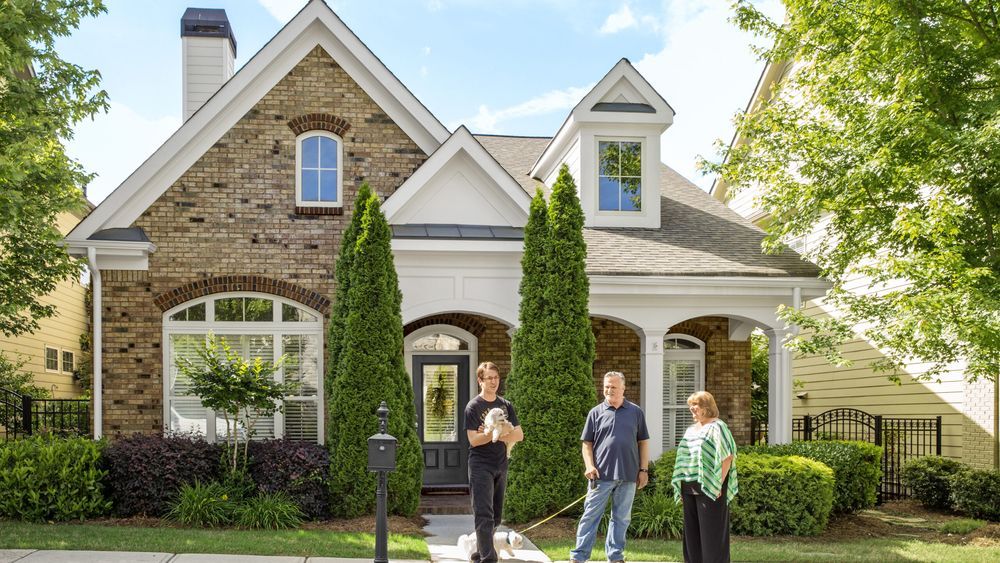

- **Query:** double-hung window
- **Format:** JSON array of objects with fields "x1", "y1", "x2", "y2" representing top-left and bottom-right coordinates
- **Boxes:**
[
  {"x1": 296, "y1": 131, "x2": 342, "y2": 207},
  {"x1": 598, "y1": 139, "x2": 642, "y2": 212}
]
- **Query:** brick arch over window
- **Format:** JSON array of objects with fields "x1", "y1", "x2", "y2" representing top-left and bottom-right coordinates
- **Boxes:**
[
  {"x1": 666, "y1": 319, "x2": 713, "y2": 344},
  {"x1": 153, "y1": 276, "x2": 331, "y2": 315},
  {"x1": 403, "y1": 313, "x2": 489, "y2": 338},
  {"x1": 287, "y1": 113, "x2": 352, "y2": 137}
]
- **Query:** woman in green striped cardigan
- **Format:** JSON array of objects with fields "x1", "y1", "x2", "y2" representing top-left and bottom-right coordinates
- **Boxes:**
[{"x1": 671, "y1": 391, "x2": 739, "y2": 563}]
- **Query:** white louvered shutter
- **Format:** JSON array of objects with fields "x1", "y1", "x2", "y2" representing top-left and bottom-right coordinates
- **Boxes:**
[
  {"x1": 281, "y1": 334, "x2": 320, "y2": 441},
  {"x1": 218, "y1": 334, "x2": 276, "y2": 441},
  {"x1": 168, "y1": 334, "x2": 209, "y2": 435},
  {"x1": 663, "y1": 360, "x2": 699, "y2": 450}
]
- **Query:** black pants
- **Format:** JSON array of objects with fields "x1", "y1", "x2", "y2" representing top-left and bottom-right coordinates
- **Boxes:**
[
  {"x1": 469, "y1": 457, "x2": 508, "y2": 563},
  {"x1": 681, "y1": 479, "x2": 730, "y2": 563}
]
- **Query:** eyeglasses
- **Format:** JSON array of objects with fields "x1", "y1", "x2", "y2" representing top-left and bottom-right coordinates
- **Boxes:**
[{"x1": 481, "y1": 376, "x2": 500, "y2": 382}]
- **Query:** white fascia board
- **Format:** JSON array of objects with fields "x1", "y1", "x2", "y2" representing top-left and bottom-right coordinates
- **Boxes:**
[
  {"x1": 588, "y1": 275, "x2": 831, "y2": 297},
  {"x1": 529, "y1": 114, "x2": 577, "y2": 183},
  {"x1": 65, "y1": 239, "x2": 157, "y2": 271},
  {"x1": 69, "y1": 0, "x2": 449, "y2": 241},
  {"x1": 391, "y1": 239, "x2": 523, "y2": 253},
  {"x1": 383, "y1": 126, "x2": 530, "y2": 222}
]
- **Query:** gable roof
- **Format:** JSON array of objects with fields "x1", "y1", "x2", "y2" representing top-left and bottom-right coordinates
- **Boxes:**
[
  {"x1": 531, "y1": 58, "x2": 675, "y2": 182},
  {"x1": 478, "y1": 135, "x2": 822, "y2": 278},
  {"x1": 67, "y1": 0, "x2": 449, "y2": 244},
  {"x1": 382, "y1": 126, "x2": 531, "y2": 226}
]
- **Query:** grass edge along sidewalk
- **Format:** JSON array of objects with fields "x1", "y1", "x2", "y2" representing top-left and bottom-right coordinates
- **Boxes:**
[
  {"x1": 535, "y1": 537, "x2": 1000, "y2": 563},
  {"x1": 0, "y1": 521, "x2": 429, "y2": 560}
]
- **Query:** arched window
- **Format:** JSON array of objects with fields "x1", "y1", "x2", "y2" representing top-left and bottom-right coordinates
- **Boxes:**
[
  {"x1": 163, "y1": 293, "x2": 323, "y2": 443},
  {"x1": 296, "y1": 131, "x2": 342, "y2": 207},
  {"x1": 662, "y1": 334, "x2": 705, "y2": 450}
]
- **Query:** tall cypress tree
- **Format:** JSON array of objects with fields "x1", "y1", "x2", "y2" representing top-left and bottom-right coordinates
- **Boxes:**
[
  {"x1": 326, "y1": 183, "x2": 373, "y2": 450},
  {"x1": 327, "y1": 192, "x2": 422, "y2": 516},
  {"x1": 506, "y1": 167, "x2": 597, "y2": 522}
]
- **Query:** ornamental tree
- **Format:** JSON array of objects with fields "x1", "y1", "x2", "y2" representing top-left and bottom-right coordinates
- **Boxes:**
[
  {"x1": 506, "y1": 166, "x2": 597, "y2": 522},
  {"x1": 327, "y1": 191, "x2": 422, "y2": 516},
  {"x1": 0, "y1": 0, "x2": 107, "y2": 337},
  {"x1": 711, "y1": 0, "x2": 1000, "y2": 383},
  {"x1": 177, "y1": 333, "x2": 294, "y2": 473}
]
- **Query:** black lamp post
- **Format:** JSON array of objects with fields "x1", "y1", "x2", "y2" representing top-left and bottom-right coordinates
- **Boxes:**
[{"x1": 367, "y1": 401, "x2": 397, "y2": 563}]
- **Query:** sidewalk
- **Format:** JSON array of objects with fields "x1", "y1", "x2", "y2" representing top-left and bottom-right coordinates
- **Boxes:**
[
  {"x1": 0, "y1": 552, "x2": 424, "y2": 563},
  {"x1": 422, "y1": 514, "x2": 549, "y2": 563}
]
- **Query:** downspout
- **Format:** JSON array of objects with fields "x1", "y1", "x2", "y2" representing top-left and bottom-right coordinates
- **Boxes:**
[{"x1": 87, "y1": 247, "x2": 102, "y2": 439}]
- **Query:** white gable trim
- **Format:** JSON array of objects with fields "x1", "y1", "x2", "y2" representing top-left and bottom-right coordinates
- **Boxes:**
[
  {"x1": 67, "y1": 0, "x2": 449, "y2": 243},
  {"x1": 531, "y1": 58, "x2": 674, "y2": 182},
  {"x1": 382, "y1": 126, "x2": 531, "y2": 225}
]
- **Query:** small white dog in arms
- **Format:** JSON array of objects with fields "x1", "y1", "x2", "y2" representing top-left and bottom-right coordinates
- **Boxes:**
[
  {"x1": 482, "y1": 407, "x2": 517, "y2": 457},
  {"x1": 457, "y1": 530, "x2": 525, "y2": 561}
]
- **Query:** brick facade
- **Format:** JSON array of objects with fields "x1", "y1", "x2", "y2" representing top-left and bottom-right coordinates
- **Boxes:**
[
  {"x1": 98, "y1": 46, "x2": 428, "y2": 434},
  {"x1": 592, "y1": 318, "x2": 642, "y2": 404}
]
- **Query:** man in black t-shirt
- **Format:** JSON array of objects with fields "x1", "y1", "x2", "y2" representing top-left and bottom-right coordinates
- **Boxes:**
[{"x1": 464, "y1": 361, "x2": 523, "y2": 563}]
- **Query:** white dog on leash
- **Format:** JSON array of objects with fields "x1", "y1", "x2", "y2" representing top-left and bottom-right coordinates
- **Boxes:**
[
  {"x1": 482, "y1": 407, "x2": 517, "y2": 458},
  {"x1": 457, "y1": 530, "x2": 525, "y2": 560}
]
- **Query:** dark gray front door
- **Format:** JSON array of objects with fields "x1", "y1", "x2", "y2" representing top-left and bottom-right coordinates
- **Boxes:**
[{"x1": 413, "y1": 355, "x2": 469, "y2": 486}]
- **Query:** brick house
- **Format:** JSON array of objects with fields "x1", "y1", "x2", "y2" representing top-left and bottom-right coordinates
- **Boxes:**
[{"x1": 65, "y1": 1, "x2": 826, "y2": 487}]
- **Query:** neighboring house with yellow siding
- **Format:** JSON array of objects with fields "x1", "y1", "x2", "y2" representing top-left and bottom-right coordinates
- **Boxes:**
[
  {"x1": 712, "y1": 60, "x2": 999, "y2": 470},
  {"x1": 0, "y1": 206, "x2": 90, "y2": 399}
]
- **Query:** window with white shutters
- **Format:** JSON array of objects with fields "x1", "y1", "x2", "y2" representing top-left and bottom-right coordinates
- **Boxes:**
[
  {"x1": 662, "y1": 335, "x2": 705, "y2": 450},
  {"x1": 164, "y1": 294, "x2": 323, "y2": 444}
]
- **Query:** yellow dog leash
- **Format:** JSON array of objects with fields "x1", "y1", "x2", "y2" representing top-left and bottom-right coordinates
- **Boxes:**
[{"x1": 515, "y1": 489, "x2": 590, "y2": 535}]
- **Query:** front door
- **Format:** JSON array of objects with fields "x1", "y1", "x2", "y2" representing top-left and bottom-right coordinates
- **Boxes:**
[{"x1": 413, "y1": 355, "x2": 470, "y2": 486}]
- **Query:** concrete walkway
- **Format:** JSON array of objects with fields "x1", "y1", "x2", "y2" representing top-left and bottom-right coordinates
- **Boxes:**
[{"x1": 422, "y1": 515, "x2": 549, "y2": 563}]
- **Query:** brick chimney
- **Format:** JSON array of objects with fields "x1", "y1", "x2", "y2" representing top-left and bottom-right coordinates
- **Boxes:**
[{"x1": 181, "y1": 7, "x2": 237, "y2": 121}]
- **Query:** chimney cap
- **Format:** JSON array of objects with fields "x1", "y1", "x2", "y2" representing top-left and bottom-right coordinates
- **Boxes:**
[{"x1": 181, "y1": 7, "x2": 237, "y2": 55}]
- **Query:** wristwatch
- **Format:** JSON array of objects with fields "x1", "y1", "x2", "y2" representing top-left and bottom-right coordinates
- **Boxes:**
[{"x1": 638, "y1": 469, "x2": 648, "y2": 473}]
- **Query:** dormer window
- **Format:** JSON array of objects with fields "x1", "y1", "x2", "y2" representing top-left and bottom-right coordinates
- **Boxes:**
[
  {"x1": 598, "y1": 139, "x2": 642, "y2": 212},
  {"x1": 296, "y1": 131, "x2": 342, "y2": 207}
]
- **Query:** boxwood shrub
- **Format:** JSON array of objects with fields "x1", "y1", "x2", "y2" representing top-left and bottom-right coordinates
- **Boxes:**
[
  {"x1": 950, "y1": 468, "x2": 1000, "y2": 521},
  {"x1": 102, "y1": 433, "x2": 221, "y2": 517},
  {"x1": 730, "y1": 453, "x2": 834, "y2": 536},
  {"x1": 901, "y1": 455, "x2": 964, "y2": 510},
  {"x1": 247, "y1": 439, "x2": 330, "y2": 519},
  {"x1": 0, "y1": 436, "x2": 110, "y2": 521},
  {"x1": 742, "y1": 440, "x2": 881, "y2": 514}
]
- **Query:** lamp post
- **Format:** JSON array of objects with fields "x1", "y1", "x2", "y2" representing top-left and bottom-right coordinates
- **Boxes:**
[{"x1": 367, "y1": 401, "x2": 396, "y2": 563}]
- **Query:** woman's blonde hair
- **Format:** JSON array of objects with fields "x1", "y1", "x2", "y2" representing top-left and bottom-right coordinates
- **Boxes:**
[{"x1": 687, "y1": 391, "x2": 720, "y2": 418}]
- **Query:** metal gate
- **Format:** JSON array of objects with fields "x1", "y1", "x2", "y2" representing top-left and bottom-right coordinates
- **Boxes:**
[
  {"x1": 751, "y1": 408, "x2": 942, "y2": 501},
  {"x1": 1, "y1": 387, "x2": 91, "y2": 441}
]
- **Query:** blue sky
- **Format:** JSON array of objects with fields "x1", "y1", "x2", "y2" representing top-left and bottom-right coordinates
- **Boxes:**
[{"x1": 60, "y1": 0, "x2": 783, "y2": 205}]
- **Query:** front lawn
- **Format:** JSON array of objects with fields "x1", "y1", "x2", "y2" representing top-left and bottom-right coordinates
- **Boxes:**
[
  {"x1": 0, "y1": 520, "x2": 428, "y2": 559},
  {"x1": 534, "y1": 537, "x2": 1000, "y2": 562}
]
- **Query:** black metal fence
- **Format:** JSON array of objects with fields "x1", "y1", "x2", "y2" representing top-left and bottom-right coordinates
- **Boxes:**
[
  {"x1": 1, "y1": 387, "x2": 90, "y2": 441},
  {"x1": 751, "y1": 408, "x2": 942, "y2": 502}
]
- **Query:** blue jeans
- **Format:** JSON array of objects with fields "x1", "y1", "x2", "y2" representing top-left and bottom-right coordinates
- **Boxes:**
[{"x1": 570, "y1": 479, "x2": 637, "y2": 562}]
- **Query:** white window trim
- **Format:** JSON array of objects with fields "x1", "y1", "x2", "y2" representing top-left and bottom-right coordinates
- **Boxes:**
[
  {"x1": 43, "y1": 345, "x2": 60, "y2": 373},
  {"x1": 295, "y1": 130, "x2": 344, "y2": 208},
  {"x1": 662, "y1": 334, "x2": 706, "y2": 450},
  {"x1": 162, "y1": 292, "x2": 325, "y2": 444},
  {"x1": 61, "y1": 349, "x2": 76, "y2": 374},
  {"x1": 595, "y1": 136, "x2": 644, "y2": 216}
]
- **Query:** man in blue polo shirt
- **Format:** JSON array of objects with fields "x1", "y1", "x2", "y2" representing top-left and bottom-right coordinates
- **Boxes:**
[{"x1": 570, "y1": 371, "x2": 649, "y2": 563}]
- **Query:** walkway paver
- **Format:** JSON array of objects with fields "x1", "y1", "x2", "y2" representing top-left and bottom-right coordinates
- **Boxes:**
[
  {"x1": 422, "y1": 514, "x2": 550, "y2": 563},
  {"x1": 0, "y1": 551, "x2": 34, "y2": 563},
  {"x1": 9, "y1": 551, "x2": 172, "y2": 563}
]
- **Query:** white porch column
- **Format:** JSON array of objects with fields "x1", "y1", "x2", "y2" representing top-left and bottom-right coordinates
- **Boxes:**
[
  {"x1": 641, "y1": 329, "x2": 666, "y2": 460},
  {"x1": 765, "y1": 328, "x2": 793, "y2": 444}
]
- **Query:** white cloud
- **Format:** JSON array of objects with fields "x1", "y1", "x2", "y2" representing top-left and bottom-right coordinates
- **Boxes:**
[
  {"x1": 451, "y1": 84, "x2": 593, "y2": 134},
  {"x1": 423, "y1": 46, "x2": 432, "y2": 56},
  {"x1": 426, "y1": 0, "x2": 445, "y2": 12},
  {"x1": 420, "y1": 66, "x2": 429, "y2": 78},
  {"x1": 66, "y1": 102, "x2": 181, "y2": 205},
  {"x1": 631, "y1": 0, "x2": 784, "y2": 190},
  {"x1": 600, "y1": 4, "x2": 637, "y2": 34},
  {"x1": 258, "y1": 0, "x2": 306, "y2": 23}
]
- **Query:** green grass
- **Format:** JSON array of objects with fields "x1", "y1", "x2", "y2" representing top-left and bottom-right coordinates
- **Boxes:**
[
  {"x1": 535, "y1": 537, "x2": 1000, "y2": 562},
  {"x1": 938, "y1": 518, "x2": 987, "y2": 535},
  {"x1": 0, "y1": 520, "x2": 428, "y2": 559}
]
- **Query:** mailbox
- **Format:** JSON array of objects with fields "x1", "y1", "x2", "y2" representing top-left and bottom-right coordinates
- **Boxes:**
[{"x1": 367, "y1": 432, "x2": 397, "y2": 472}]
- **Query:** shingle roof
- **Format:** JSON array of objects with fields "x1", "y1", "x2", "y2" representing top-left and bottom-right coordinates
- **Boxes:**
[{"x1": 475, "y1": 134, "x2": 822, "y2": 278}]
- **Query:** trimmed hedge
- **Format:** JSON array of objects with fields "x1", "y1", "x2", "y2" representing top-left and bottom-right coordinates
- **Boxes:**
[
  {"x1": 901, "y1": 455, "x2": 964, "y2": 510},
  {"x1": 247, "y1": 439, "x2": 329, "y2": 519},
  {"x1": 950, "y1": 468, "x2": 1000, "y2": 521},
  {"x1": 742, "y1": 440, "x2": 881, "y2": 513},
  {"x1": 102, "y1": 433, "x2": 221, "y2": 516},
  {"x1": 0, "y1": 436, "x2": 110, "y2": 521},
  {"x1": 730, "y1": 453, "x2": 834, "y2": 536}
]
